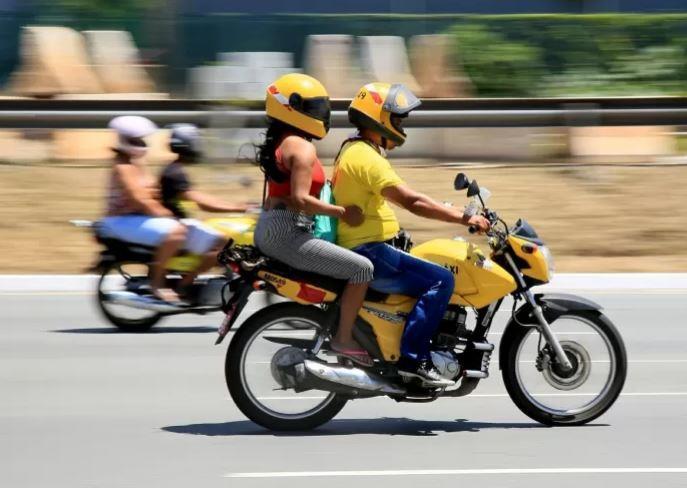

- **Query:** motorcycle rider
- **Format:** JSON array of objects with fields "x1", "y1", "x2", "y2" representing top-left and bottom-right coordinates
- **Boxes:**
[
  {"x1": 332, "y1": 83, "x2": 490, "y2": 384},
  {"x1": 160, "y1": 123, "x2": 248, "y2": 300},
  {"x1": 254, "y1": 73, "x2": 375, "y2": 366},
  {"x1": 99, "y1": 116, "x2": 187, "y2": 303}
]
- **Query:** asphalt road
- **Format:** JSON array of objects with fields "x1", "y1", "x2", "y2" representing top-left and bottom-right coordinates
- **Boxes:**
[{"x1": 2, "y1": 290, "x2": 687, "y2": 488}]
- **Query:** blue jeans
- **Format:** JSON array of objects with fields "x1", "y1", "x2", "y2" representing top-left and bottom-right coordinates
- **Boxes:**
[{"x1": 353, "y1": 243, "x2": 455, "y2": 363}]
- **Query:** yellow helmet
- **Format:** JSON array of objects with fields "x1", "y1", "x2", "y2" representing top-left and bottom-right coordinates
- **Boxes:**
[
  {"x1": 348, "y1": 82, "x2": 421, "y2": 146},
  {"x1": 265, "y1": 73, "x2": 331, "y2": 140}
]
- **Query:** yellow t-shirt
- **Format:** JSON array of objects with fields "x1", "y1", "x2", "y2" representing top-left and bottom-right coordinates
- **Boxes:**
[{"x1": 332, "y1": 140, "x2": 404, "y2": 249}]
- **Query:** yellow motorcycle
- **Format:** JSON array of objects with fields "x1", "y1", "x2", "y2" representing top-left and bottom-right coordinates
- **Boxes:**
[
  {"x1": 218, "y1": 173, "x2": 627, "y2": 430},
  {"x1": 73, "y1": 213, "x2": 256, "y2": 331}
]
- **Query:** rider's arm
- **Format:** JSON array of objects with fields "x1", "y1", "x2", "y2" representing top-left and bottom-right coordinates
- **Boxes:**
[
  {"x1": 285, "y1": 138, "x2": 346, "y2": 219},
  {"x1": 382, "y1": 184, "x2": 486, "y2": 228},
  {"x1": 115, "y1": 164, "x2": 171, "y2": 217},
  {"x1": 182, "y1": 190, "x2": 247, "y2": 213}
]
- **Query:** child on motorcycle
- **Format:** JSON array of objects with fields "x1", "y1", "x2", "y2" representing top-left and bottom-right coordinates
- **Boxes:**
[
  {"x1": 99, "y1": 116, "x2": 187, "y2": 303},
  {"x1": 332, "y1": 83, "x2": 490, "y2": 385},
  {"x1": 159, "y1": 123, "x2": 248, "y2": 301}
]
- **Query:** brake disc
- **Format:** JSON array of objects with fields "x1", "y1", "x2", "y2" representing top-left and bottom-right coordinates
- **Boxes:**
[{"x1": 541, "y1": 340, "x2": 592, "y2": 391}]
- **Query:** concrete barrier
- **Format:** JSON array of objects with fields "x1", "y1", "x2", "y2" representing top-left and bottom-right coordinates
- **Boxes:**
[
  {"x1": 303, "y1": 35, "x2": 362, "y2": 98},
  {"x1": 568, "y1": 126, "x2": 676, "y2": 158},
  {"x1": 409, "y1": 34, "x2": 473, "y2": 98},
  {"x1": 189, "y1": 52, "x2": 295, "y2": 100},
  {"x1": 7, "y1": 26, "x2": 102, "y2": 96},
  {"x1": 358, "y1": 36, "x2": 422, "y2": 94},
  {"x1": 83, "y1": 30, "x2": 156, "y2": 94}
]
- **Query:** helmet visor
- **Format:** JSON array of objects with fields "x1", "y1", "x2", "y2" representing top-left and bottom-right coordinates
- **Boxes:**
[
  {"x1": 300, "y1": 96, "x2": 331, "y2": 123},
  {"x1": 382, "y1": 84, "x2": 421, "y2": 115}
]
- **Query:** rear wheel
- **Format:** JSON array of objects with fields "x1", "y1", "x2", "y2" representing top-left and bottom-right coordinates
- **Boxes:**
[
  {"x1": 226, "y1": 303, "x2": 348, "y2": 431},
  {"x1": 97, "y1": 261, "x2": 162, "y2": 331},
  {"x1": 501, "y1": 310, "x2": 626, "y2": 426}
]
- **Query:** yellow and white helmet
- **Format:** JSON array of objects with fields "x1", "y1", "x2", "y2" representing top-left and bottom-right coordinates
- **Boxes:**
[
  {"x1": 348, "y1": 82, "x2": 421, "y2": 146},
  {"x1": 265, "y1": 73, "x2": 331, "y2": 140}
]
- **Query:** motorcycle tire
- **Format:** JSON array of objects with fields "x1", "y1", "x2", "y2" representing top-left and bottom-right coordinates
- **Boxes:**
[
  {"x1": 501, "y1": 310, "x2": 627, "y2": 426},
  {"x1": 226, "y1": 303, "x2": 348, "y2": 431},
  {"x1": 96, "y1": 261, "x2": 162, "y2": 332}
]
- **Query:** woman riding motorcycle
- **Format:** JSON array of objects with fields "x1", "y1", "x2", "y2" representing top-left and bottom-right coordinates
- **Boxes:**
[
  {"x1": 99, "y1": 116, "x2": 187, "y2": 303},
  {"x1": 253, "y1": 73, "x2": 375, "y2": 366},
  {"x1": 160, "y1": 123, "x2": 248, "y2": 301},
  {"x1": 332, "y1": 83, "x2": 490, "y2": 384}
]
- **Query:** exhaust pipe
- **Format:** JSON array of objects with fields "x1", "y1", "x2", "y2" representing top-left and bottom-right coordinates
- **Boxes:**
[
  {"x1": 302, "y1": 359, "x2": 406, "y2": 396},
  {"x1": 103, "y1": 291, "x2": 182, "y2": 313}
]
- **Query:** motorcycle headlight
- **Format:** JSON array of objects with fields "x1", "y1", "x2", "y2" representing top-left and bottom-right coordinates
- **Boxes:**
[{"x1": 540, "y1": 245, "x2": 555, "y2": 278}]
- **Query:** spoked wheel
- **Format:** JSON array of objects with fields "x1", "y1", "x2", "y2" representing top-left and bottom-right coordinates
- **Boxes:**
[
  {"x1": 226, "y1": 303, "x2": 348, "y2": 431},
  {"x1": 502, "y1": 310, "x2": 627, "y2": 425},
  {"x1": 97, "y1": 261, "x2": 162, "y2": 331}
]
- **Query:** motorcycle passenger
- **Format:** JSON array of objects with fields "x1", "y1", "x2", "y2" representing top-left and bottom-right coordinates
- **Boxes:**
[
  {"x1": 99, "y1": 116, "x2": 187, "y2": 303},
  {"x1": 160, "y1": 123, "x2": 248, "y2": 299},
  {"x1": 254, "y1": 73, "x2": 375, "y2": 367},
  {"x1": 332, "y1": 83, "x2": 490, "y2": 384}
]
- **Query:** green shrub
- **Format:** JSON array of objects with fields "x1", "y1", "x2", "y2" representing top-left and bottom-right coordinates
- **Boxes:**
[
  {"x1": 450, "y1": 24, "x2": 543, "y2": 97},
  {"x1": 447, "y1": 14, "x2": 687, "y2": 97}
]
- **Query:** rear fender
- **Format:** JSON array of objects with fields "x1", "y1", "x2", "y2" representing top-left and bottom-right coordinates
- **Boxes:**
[{"x1": 498, "y1": 293, "x2": 603, "y2": 369}]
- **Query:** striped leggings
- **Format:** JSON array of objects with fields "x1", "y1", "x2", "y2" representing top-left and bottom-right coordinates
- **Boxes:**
[{"x1": 254, "y1": 208, "x2": 374, "y2": 284}]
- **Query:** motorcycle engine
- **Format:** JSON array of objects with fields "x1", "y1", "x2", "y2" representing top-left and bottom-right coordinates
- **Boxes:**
[{"x1": 431, "y1": 351, "x2": 461, "y2": 380}]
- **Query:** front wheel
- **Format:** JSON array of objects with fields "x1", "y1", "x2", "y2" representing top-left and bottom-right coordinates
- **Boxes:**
[
  {"x1": 97, "y1": 261, "x2": 162, "y2": 331},
  {"x1": 501, "y1": 310, "x2": 626, "y2": 425}
]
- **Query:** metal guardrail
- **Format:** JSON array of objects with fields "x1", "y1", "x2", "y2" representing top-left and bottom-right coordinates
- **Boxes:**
[{"x1": 1, "y1": 97, "x2": 686, "y2": 129}]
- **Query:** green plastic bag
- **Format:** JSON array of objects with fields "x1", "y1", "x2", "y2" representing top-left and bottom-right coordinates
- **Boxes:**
[{"x1": 313, "y1": 181, "x2": 338, "y2": 243}]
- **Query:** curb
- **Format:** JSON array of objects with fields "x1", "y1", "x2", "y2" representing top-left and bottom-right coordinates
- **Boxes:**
[{"x1": 1, "y1": 273, "x2": 686, "y2": 293}]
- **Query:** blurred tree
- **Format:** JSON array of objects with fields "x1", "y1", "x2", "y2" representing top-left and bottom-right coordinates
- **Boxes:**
[{"x1": 450, "y1": 24, "x2": 543, "y2": 97}]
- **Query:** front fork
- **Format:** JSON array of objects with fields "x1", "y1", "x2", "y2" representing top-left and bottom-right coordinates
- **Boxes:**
[{"x1": 505, "y1": 254, "x2": 573, "y2": 371}]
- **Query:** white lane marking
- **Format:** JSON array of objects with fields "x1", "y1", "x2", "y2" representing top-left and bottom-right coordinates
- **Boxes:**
[
  {"x1": 226, "y1": 467, "x2": 687, "y2": 478},
  {"x1": 257, "y1": 396, "x2": 328, "y2": 400},
  {"x1": 489, "y1": 331, "x2": 599, "y2": 336},
  {"x1": 0, "y1": 291, "x2": 91, "y2": 296},
  {"x1": 250, "y1": 359, "x2": 687, "y2": 365},
  {"x1": 255, "y1": 392, "x2": 687, "y2": 401}
]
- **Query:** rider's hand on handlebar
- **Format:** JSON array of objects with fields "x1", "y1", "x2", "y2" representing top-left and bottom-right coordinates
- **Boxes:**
[
  {"x1": 467, "y1": 215, "x2": 491, "y2": 234},
  {"x1": 341, "y1": 205, "x2": 364, "y2": 227}
]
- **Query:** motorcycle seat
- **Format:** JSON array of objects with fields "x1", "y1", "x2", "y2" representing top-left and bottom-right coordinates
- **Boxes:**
[
  {"x1": 262, "y1": 257, "x2": 391, "y2": 303},
  {"x1": 263, "y1": 258, "x2": 347, "y2": 294}
]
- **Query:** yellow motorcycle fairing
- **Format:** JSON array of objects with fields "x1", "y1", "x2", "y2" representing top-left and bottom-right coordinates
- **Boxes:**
[
  {"x1": 359, "y1": 294, "x2": 416, "y2": 362},
  {"x1": 257, "y1": 270, "x2": 338, "y2": 305},
  {"x1": 411, "y1": 238, "x2": 517, "y2": 309},
  {"x1": 508, "y1": 235, "x2": 550, "y2": 283},
  {"x1": 167, "y1": 215, "x2": 257, "y2": 273}
]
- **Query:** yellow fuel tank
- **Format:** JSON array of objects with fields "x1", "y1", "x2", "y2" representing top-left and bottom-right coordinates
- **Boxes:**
[{"x1": 411, "y1": 239, "x2": 516, "y2": 309}]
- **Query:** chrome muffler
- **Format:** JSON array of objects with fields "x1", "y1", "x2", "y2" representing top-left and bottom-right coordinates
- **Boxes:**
[
  {"x1": 103, "y1": 291, "x2": 182, "y2": 313},
  {"x1": 302, "y1": 359, "x2": 406, "y2": 396}
]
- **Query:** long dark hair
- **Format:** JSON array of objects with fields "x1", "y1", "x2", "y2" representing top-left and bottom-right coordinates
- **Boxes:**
[{"x1": 255, "y1": 119, "x2": 292, "y2": 183}]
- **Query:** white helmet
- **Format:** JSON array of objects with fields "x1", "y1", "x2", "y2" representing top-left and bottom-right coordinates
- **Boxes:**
[{"x1": 109, "y1": 116, "x2": 157, "y2": 158}]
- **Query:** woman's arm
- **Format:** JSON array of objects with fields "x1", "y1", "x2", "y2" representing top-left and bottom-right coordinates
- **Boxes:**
[
  {"x1": 115, "y1": 164, "x2": 172, "y2": 217},
  {"x1": 283, "y1": 137, "x2": 362, "y2": 224},
  {"x1": 382, "y1": 184, "x2": 489, "y2": 230}
]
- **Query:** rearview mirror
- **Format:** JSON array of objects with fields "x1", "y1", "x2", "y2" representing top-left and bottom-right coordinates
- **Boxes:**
[
  {"x1": 467, "y1": 179, "x2": 480, "y2": 198},
  {"x1": 454, "y1": 173, "x2": 470, "y2": 191}
]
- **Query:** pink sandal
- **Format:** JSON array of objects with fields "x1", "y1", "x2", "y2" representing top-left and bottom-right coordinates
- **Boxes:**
[{"x1": 328, "y1": 343, "x2": 374, "y2": 367}]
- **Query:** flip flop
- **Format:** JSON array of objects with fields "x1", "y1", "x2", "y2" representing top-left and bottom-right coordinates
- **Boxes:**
[
  {"x1": 328, "y1": 344, "x2": 374, "y2": 367},
  {"x1": 151, "y1": 287, "x2": 183, "y2": 305}
]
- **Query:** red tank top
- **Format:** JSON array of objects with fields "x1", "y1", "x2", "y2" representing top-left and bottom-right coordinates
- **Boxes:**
[{"x1": 267, "y1": 141, "x2": 325, "y2": 198}]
